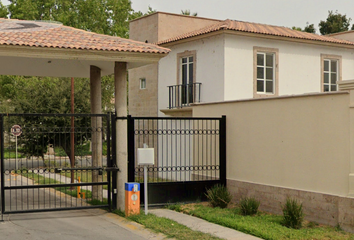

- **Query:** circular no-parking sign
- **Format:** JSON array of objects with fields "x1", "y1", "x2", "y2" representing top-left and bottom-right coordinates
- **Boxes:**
[{"x1": 11, "y1": 125, "x2": 22, "y2": 136}]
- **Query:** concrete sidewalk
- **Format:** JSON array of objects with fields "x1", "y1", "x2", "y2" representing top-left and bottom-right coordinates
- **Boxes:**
[{"x1": 150, "y1": 209, "x2": 263, "y2": 240}]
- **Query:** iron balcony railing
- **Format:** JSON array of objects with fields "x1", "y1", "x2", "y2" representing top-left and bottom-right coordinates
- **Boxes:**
[{"x1": 168, "y1": 83, "x2": 201, "y2": 109}]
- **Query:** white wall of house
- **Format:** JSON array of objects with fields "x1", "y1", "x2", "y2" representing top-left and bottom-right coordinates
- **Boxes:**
[
  {"x1": 159, "y1": 33, "x2": 354, "y2": 113},
  {"x1": 158, "y1": 34, "x2": 225, "y2": 115},
  {"x1": 224, "y1": 33, "x2": 354, "y2": 100}
]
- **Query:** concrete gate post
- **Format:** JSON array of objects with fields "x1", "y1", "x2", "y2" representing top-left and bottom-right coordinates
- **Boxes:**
[
  {"x1": 114, "y1": 62, "x2": 128, "y2": 210},
  {"x1": 90, "y1": 65, "x2": 103, "y2": 200}
]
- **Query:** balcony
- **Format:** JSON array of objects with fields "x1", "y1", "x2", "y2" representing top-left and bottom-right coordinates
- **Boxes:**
[{"x1": 168, "y1": 83, "x2": 201, "y2": 109}]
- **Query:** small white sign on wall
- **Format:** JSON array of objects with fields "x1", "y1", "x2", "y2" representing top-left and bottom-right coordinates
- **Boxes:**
[{"x1": 137, "y1": 148, "x2": 154, "y2": 165}]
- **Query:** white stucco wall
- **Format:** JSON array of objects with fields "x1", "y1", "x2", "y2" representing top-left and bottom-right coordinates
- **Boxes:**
[
  {"x1": 224, "y1": 34, "x2": 354, "y2": 101},
  {"x1": 158, "y1": 34, "x2": 225, "y2": 115},
  {"x1": 158, "y1": 32, "x2": 354, "y2": 114}
]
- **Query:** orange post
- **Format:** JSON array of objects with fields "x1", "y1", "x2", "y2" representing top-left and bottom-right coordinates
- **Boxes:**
[
  {"x1": 77, "y1": 176, "x2": 81, "y2": 199},
  {"x1": 125, "y1": 183, "x2": 140, "y2": 216}
]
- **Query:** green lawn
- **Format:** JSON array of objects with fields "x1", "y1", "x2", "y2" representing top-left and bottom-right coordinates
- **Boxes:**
[
  {"x1": 114, "y1": 210, "x2": 221, "y2": 240},
  {"x1": 167, "y1": 203, "x2": 354, "y2": 240}
]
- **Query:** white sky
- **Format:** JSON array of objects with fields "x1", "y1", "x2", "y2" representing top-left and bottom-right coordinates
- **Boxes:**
[{"x1": 2, "y1": 0, "x2": 354, "y2": 33}]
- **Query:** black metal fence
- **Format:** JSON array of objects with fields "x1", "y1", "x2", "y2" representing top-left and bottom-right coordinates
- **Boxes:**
[
  {"x1": 168, "y1": 83, "x2": 201, "y2": 109},
  {"x1": 0, "y1": 113, "x2": 114, "y2": 215},
  {"x1": 127, "y1": 115, "x2": 226, "y2": 205}
]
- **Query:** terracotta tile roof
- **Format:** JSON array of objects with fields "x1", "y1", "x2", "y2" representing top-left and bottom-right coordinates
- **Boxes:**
[
  {"x1": 0, "y1": 18, "x2": 170, "y2": 54},
  {"x1": 157, "y1": 19, "x2": 354, "y2": 46}
]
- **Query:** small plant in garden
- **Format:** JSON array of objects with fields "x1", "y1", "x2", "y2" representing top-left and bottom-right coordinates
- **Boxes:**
[
  {"x1": 239, "y1": 197, "x2": 260, "y2": 216},
  {"x1": 282, "y1": 198, "x2": 304, "y2": 229},
  {"x1": 205, "y1": 184, "x2": 232, "y2": 208}
]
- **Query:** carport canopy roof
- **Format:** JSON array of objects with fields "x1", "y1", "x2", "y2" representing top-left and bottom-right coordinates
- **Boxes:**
[{"x1": 0, "y1": 18, "x2": 170, "y2": 78}]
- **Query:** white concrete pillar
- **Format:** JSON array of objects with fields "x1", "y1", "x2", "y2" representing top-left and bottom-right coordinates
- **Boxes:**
[
  {"x1": 90, "y1": 65, "x2": 103, "y2": 200},
  {"x1": 114, "y1": 62, "x2": 128, "y2": 210}
]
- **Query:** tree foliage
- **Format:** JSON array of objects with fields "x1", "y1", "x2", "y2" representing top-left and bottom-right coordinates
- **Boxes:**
[
  {"x1": 181, "y1": 9, "x2": 197, "y2": 16},
  {"x1": 319, "y1": 10, "x2": 352, "y2": 35},
  {"x1": 0, "y1": 2, "x2": 8, "y2": 17},
  {"x1": 292, "y1": 22, "x2": 316, "y2": 33}
]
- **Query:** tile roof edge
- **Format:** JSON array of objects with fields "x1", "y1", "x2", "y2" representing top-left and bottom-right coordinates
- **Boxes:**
[{"x1": 156, "y1": 19, "x2": 354, "y2": 47}]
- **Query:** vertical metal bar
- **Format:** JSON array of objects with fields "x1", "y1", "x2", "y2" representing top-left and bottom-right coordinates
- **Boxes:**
[
  {"x1": 106, "y1": 113, "x2": 111, "y2": 211},
  {"x1": 111, "y1": 112, "x2": 117, "y2": 209},
  {"x1": 219, "y1": 116, "x2": 227, "y2": 186},
  {"x1": 0, "y1": 114, "x2": 4, "y2": 220},
  {"x1": 127, "y1": 115, "x2": 135, "y2": 183}
]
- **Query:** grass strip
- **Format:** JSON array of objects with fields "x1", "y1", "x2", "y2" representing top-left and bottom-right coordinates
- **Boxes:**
[
  {"x1": 169, "y1": 204, "x2": 354, "y2": 240},
  {"x1": 113, "y1": 210, "x2": 221, "y2": 240}
]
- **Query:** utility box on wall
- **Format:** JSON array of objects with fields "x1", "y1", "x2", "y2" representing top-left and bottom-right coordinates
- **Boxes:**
[{"x1": 125, "y1": 182, "x2": 140, "y2": 216}]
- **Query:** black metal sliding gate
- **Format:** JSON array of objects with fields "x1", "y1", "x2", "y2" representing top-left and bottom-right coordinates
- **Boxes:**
[
  {"x1": 0, "y1": 113, "x2": 116, "y2": 215},
  {"x1": 125, "y1": 115, "x2": 226, "y2": 205}
]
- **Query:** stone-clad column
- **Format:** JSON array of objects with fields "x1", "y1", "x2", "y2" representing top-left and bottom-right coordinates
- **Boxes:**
[
  {"x1": 115, "y1": 62, "x2": 128, "y2": 210},
  {"x1": 90, "y1": 65, "x2": 103, "y2": 200}
]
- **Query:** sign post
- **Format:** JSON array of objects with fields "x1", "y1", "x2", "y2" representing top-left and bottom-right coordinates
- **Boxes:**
[
  {"x1": 11, "y1": 125, "x2": 22, "y2": 170},
  {"x1": 137, "y1": 144, "x2": 154, "y2": 215}
]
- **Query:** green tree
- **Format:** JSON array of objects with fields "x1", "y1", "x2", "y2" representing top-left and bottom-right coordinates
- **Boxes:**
[
  {"x1": 292, "y1": 22, "x2": 316, "y2": 33},
  {"x1": 0, "y1": 2, "x2": 9, "y2": 17},
  {"x1": 304, "y1": 23, "x2": 316, "y2": 33},
  {"x1": 319, "y1": 10, "x2": 351, "y2": 35},
  {"x1": 181, "y1": 9, "x2": 197, "y2": 16}
]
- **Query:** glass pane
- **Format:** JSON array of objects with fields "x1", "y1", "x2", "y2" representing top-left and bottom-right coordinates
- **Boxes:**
[
  {"x1": 257, "y1": 54, "x2": 264, "y2": 66},
  {"x1": 324, "y1": 73, "x2": 329, "y2": 83},
  {"x1": 266, "y1": 81, "x2": 273, "y2": 93},
  {"x1": 257, "y1": 80, "x2": 264, "y2": 92},
  {"x1": 331, "y1": 60, "x2": 337, "y2": 72},
  {"x1": 257, "y1": 67, "x2": 264, "y2": 79},
  {"x1": 189, "y1": 63, "x2": 194, "y2": 84},
  {"x1": 323, "y1": 84, "x2": 329, "y2": 92},
  {"x1": 266, "y1": 68, "x2": 273, "y2": 80},
  {"x1": 182, "y1": 57, "x2": 187, "y2": 64},
  {"x1": 266, "y1": 53, "x2": 273, "y2": 67},
  {"x1": 331, "y1": 84, "x2": 337, "y2": 92},
  {"x1": 324, "y1": 60, "x2": 329, "y2": 72},
  {"x1": 331, "y1": 73, "x2": 337, "y2": 84},
  {"x1": 189, "y1": 56, "x2": 193, "y2": 63},
  {"x1": 182, "y1": 64, "x2": 187, "y2": 85}
]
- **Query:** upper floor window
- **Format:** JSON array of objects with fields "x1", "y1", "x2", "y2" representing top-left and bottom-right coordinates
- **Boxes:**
[
  {"x1": 254, "y1": 47, "x2": 279, "y2": 98},
  {"x1": 177, "y1": 51, "x2": 196, "y2": 105},
  {"x1": 321, "y1": 55, "x2": 341, "y2": 92}
]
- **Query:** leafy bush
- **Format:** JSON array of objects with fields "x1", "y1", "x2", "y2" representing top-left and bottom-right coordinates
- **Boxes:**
[
  {"x1": 205, "y1": 184, "x2": 232, "y2": 208},
  {"x1": 239, "y1": 197, "x2": 260, "y2": 216},
  {"x1": 282, "y1": 198, "x2": 304, "y2": 229}
]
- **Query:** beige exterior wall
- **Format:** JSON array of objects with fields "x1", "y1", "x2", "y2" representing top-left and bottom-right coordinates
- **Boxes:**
[
  {"x1": 192, "y1": 91, "x2": 354, "y2": 231},
  {"x1": 128, "y1": 64, "x2": 158, "y2": 116},
  {"x1": 129, "y1": 12, "x2": 220, "y2": 117}
]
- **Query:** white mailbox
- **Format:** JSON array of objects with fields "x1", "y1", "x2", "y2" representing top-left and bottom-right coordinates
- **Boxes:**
[{"x1": 137, "y1": 148, "x2": 154, "y2": 165}]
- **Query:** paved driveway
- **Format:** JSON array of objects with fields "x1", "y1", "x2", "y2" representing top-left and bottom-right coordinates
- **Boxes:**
[{"x1": 0, "y1": 208, "x2": 168, "y2": 240}]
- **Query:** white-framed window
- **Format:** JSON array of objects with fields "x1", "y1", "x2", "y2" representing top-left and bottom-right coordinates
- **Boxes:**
[
  {"x1": 177, "y1": 50, "x2": 196, "y2": 105},
  {"x1": 323, "y1": 59, "x2": 338, "y2": 92},
  {"x1": 140, "y1": 78, "x2": 146, "y2": 89},
  {"x1": 257, "y1": 52, "x2": 275, "y2": 94},
  {"x1": 253, "y1": 47, "x2": 278, "y2": 98}
]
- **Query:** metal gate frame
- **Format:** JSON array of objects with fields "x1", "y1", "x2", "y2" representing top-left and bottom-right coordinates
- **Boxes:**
[
  {"x1": 124, "y1": 115, "x2": 226, "y2": 205},
  {"x1": 0, "y1": 113, "x2": 117, "y2": 216}
]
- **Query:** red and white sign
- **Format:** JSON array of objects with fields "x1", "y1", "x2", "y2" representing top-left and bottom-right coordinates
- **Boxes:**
[{"x1": 11, "y1": 125, "x2": 22, "y2": 136}]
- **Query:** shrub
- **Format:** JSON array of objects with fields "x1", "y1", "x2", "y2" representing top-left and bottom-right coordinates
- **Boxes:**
[
  {"x1": 282, "y1": 198, "x2": 304, "y2": 229},
  {"x1": 239, "y1": 197, "x2": 260, "y2": 216},
  {"x1": 205, "y1": 184, "x2": 232, "y2": 208}
]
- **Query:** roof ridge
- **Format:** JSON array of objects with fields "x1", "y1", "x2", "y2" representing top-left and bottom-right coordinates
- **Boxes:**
[{"x1": 156, "y1": 18, "x2": 354, "y2": 47}]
